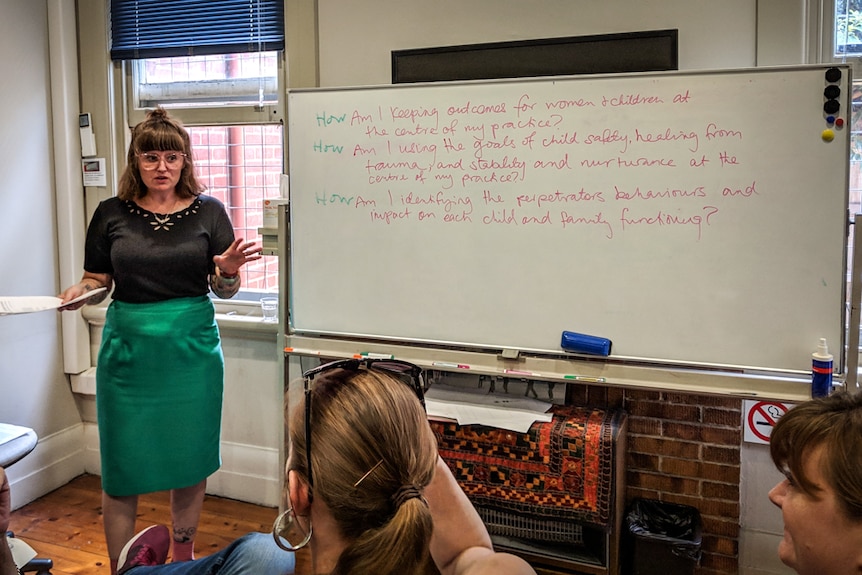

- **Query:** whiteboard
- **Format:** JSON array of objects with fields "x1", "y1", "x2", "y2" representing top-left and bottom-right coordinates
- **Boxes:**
[{"x1": 287, "y1": 66, "x2": 850, "y2": 373}]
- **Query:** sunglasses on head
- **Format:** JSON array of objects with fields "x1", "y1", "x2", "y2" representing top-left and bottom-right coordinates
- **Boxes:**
[{"x1": 301, "y1": 358, "x2": 426, "y2": 491}]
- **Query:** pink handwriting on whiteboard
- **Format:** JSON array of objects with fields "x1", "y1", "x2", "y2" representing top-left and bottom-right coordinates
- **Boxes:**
[{"x1": 306, "y1": 87, "x2": 753, "y2": 241}]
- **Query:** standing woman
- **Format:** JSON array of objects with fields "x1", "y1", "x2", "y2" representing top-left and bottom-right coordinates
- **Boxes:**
[{"x1": 59, "y1": 107, "x2": 261, "y2": 574}]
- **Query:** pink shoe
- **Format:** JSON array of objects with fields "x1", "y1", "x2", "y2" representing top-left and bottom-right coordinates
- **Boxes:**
[{"x1": 117, "y1": 525, "x2": 170, "y2": 574}]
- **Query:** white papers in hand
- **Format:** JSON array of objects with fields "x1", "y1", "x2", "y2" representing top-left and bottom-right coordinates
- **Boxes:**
[
  {"x1": 0, "y1": 287, "x2": 107, "y2": 315},
  {"x1": 0, "y1": 423, "x2": 30, "y2": 445},
  {"x1": 425, "y1": 384, "x2": 553, "y2": 433}
]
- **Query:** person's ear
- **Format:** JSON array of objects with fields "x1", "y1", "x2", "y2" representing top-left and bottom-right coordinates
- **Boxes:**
[{"x1": 288, "y1": 469, "x2": 312, "y2": 514}]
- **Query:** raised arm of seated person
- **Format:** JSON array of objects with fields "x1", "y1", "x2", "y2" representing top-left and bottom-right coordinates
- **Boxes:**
[{"x1": 425, "y1": 456, "x2": 536, "y2": 575}]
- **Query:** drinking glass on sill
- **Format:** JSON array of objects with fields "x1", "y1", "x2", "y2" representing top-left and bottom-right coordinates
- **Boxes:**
[{"x1": 260, "y1": 297, "x2": 278, "y2": 323}]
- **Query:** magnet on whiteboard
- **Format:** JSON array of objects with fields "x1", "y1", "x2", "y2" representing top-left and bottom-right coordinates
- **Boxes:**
[
  {"x1": 822, "y1": 129, "x2": 835, "y2": 142},
  {"x1": 825, "y1": 67, "x2": 842, "y2": 82}
]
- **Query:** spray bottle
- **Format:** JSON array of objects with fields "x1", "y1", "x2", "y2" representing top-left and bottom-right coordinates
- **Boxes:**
[{"x1": 811, "y1": 338, "x2": 833, "y2": 398}]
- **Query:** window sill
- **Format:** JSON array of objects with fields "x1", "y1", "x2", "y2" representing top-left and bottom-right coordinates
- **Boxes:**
[
  {"x1": 217, "y1": 308, "x2": 280, "y2": 336},
  {"x1": 80, "y1": 299, "x2": 280, "y2": 335}
]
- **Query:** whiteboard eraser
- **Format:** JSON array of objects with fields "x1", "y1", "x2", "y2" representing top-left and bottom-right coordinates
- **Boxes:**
[{"x1": 561, "y1": 331, "x2": 612, "y2": 356}]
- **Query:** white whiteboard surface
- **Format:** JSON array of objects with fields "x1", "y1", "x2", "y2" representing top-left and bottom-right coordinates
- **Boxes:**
[{"x1": 287, "y1": 66, "x2": 849, "y2": 373}]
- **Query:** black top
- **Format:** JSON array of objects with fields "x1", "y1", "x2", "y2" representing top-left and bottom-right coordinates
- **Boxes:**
[{"x1": 84, "y1": 195, "x2": 235, "y2": 303}]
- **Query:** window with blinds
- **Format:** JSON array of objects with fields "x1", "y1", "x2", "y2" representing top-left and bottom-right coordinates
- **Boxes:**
[
  {"x1": 110, "y1": 0, "x2": 284, "y2": 60},
  {"x1": 111, "y1": 0, "x2": 286, "y2": 294}
]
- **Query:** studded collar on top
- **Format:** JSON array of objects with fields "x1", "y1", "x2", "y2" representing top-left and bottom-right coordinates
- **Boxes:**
[{"x1": 126, "y1": 198, "x2": 202, "y2": 232}]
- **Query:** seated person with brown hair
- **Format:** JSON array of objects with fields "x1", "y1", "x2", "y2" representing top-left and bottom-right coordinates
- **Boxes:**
[
  {"x1": 768, "y1": 390, "x2": 862, "y2": 575},
  {"x1": 3, "y1": 359, "x2": 537, "y2": 575}
]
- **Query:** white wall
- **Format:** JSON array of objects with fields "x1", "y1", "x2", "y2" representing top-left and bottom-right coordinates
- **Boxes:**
[
  {"x1": 740, "y1": 443, "x2": 795, "y2": 575},
  {"x1": 317, "y1": 0, "x2": 762, "y2": 87},
  {"x1": 0, "y1": 0, "x2": 286, "y2": 511},
  {"x1": 0, "y1": 0, "x2": 86, "y2": 507},
  {"x1": 195, "y1": 324, "x2": 285, "y2": 506}
]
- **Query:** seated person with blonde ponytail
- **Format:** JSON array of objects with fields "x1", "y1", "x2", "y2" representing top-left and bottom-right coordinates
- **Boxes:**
[{"x1": 103, "y1": 358, "x2": 537, "y2": 575}]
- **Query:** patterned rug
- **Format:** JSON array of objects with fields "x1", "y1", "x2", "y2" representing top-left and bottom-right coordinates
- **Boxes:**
[{"x1": 431, "y1": 404, "x2": 625, "y2": 541}]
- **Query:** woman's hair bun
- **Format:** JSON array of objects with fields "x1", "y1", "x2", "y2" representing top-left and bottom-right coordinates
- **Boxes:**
[{"x1": 148, "y1": 107, "x2": 170, "y2": 120}]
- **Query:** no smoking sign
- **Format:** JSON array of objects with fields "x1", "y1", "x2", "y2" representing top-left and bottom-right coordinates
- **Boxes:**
[{"x1": 743, "y1": 400, "x2": 793, "y2": 444}]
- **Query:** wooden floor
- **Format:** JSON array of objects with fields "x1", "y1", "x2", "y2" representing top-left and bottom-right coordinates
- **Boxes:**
[{"x1": 7, "y1": 473, "x2": 286, "y2": 575}]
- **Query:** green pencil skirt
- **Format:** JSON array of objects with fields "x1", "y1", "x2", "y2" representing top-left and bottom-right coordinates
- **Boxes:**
[{"x1": 97, "y1": 295, "x2": 223, "y2": 496}]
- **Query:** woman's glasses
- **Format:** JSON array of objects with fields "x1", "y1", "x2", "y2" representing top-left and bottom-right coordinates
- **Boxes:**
[
  {"x1": 137, "y1": 151, "x2": 187, "y2": 170},
  {"x1": 301, "y1": 358, "x2": 426, "y2": 491}
]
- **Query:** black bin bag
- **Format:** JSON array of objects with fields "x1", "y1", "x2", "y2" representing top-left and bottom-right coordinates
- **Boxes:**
[{"x1": 623, "y1": 498, "x2": 702, "y2": 575}]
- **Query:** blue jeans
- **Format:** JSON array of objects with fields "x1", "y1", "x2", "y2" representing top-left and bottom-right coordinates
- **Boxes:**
[{"x1": 129, "y1": 533, "x2": 295, "y2": 575}]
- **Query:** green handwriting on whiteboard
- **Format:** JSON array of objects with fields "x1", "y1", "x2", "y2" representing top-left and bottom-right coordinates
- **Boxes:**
[
  {"x1": 313, "y1": 139, "x2": 344, "y2": 154},
  {"x1": 315, "y1": 192, "x2": 354, "y2": 206},
  {"x1": 316, "y1": 112, "x2": 347, "y2": 126}
]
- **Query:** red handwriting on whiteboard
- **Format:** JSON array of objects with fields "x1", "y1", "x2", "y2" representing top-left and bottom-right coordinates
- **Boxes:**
[
  {"x1": 601, "y1": 93, "x2": 664, "y2": 106},
  {"x1": 619, "y1": 206, "x2": 720, "y2": 240},
  {"x1": 516, "y1": 189, "x2": 606, "y2": 207},
  {"x1": 560, "y1": 211, "x2": 614, "y2": 239},
  {"x1": 705, "y1": 123, "x2": 743, "y2": 141},
  {"x1": 389, "y1": 106, "x2": 439, "y2": 127},
  {"x1": 387, "y1": 190, "x2": 474, "y2": 213},
  {"x1": 634, "y1": 128, "x2": 699, "y2": 153},
  {"x1": 308, "y1": 84, "x2": 753, "y2": 241},
  {"x1": 614, "y1": 185, "x2": 706, "y2": 200}
]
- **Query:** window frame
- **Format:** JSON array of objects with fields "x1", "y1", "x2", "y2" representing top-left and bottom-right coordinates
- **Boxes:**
[
  {"x1": 109, "y1": 0, "x2": 285, "y2": 60},
  {"x1": 104, "y1": 1, "x2": 317, "y2": 305},
  {"x1": 106, "y1": 0, "x2": 290, "y2": 126},
  {"x1": 832, "y1": 0, "x2": 862, "y2": 58},
  {"x1": 121, "y1": 56, "x2": 286, "y2": 126},
  {"x1": 823, "y1": 0, "x2": 862, "y2": 219},
  {"x1": 823, "y1": 0, "x2": 862, "y2": 66},
  {"x1": 117, "y1": 54, "x2": 288, "y2": 300}
]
